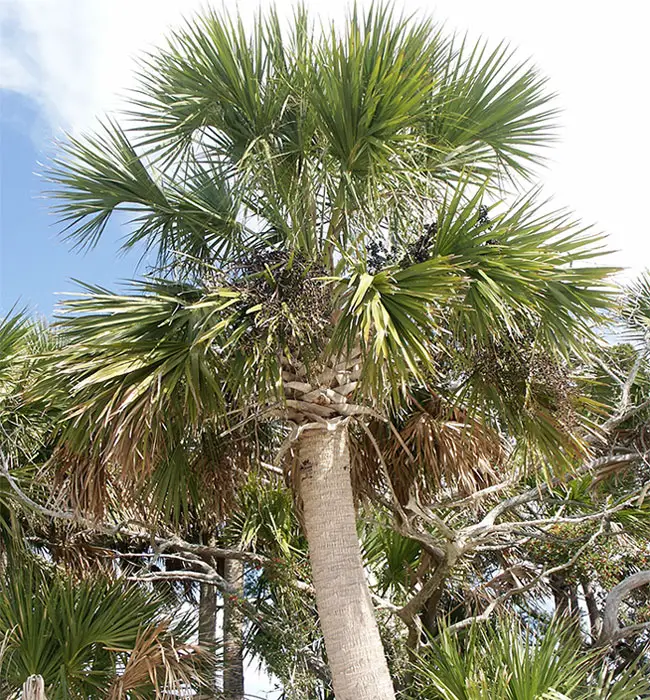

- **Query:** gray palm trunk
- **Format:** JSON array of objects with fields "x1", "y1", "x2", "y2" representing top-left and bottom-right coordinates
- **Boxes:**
[
  {"x1": 297, "y1": 424, "x2": 396, "y2": 700},
  {"x1": 198, "y1": 579, "x2": 218, "y2": 698},
  {"x1": 223, "y1": 557, "x2": 245, "y2": 700}
]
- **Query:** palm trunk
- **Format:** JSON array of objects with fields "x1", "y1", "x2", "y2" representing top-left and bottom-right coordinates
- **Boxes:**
[
  {"x1": 297, "y1": 424, "x2": 395, "y2": 700},
  {"x1": 581, "y1": 577, "x2": 601, "y2": 640},
  {"x1": 22, "y1": 675, "x2": 47, "y2": 700},
  {"x1": 198, "y1": 580, "x2": 218, "y2": 699},
  {"x1": 223, "y1": 557, "x2": 245, "y2": 700}
]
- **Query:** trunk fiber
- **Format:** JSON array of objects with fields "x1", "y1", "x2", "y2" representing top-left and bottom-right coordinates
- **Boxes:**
[
  {"x1": 223, "y1": 557, "x2": 245, "y2": 700},
  {"x1": 297, "y1": 424, "x2": 395, "y2": 700}
]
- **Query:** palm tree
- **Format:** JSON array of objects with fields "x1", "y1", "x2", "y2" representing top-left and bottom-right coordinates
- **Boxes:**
[
  {"x1": 0, "y1": 559, "x2": 203, "y2": 699},
  {"x1": 410, "y1": 616, "x2": 650, "y2": 700},
  {"x1": 44, "y1": 5, "x2": 614, "y2": 698}
]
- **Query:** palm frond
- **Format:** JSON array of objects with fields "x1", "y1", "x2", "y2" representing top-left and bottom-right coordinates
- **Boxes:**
[
  {"x1": 107, "y1": 620, "x2": 203, "y2": 699},
  {"x1": 48, "y1": 120, "x2": 245, "y2": 266},
  {"x1": 426, "y1": 38, "x2": 558, "y2": 181},
  {"x1": 620, "y1": 270, "x2": 650, "y2": 348},
  {"x1": 410, "y1": 616, "x2": 629, "y2": 700},
  {"x1": 0, "y1": 561, "x2": 203, "y2": 698},
  {"x1": 49, "y1": 280, "x2": 237, "y2": 464},
  {"x1": 330, "y1": 259, "x2": 461, "y2": 401},
  {"x1": 351, "y1": 394, "x2": 504, "y2": 504}
]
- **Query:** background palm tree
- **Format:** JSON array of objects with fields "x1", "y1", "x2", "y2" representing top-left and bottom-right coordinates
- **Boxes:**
[
  {"x1": 0, "y1": 558, "x2": 203, "y2": 699},
  {"x1": 410, "y1": 616, "x2": 650, "y2": 700},
  {"x1": 43, "y1": 5, "x2": 615, "y2": 698}
]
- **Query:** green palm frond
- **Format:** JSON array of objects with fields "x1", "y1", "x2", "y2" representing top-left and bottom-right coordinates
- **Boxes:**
[
  {"x1": 361, "y1": 519, "x2": 424, "y2": 597},
  {"x1": 310, "y1": 5, "x2": 440, "y2": 179},
  {"x1": 51, "y1": 281, "x2": 238, "y2": 450},
  {"x1": 48, "y1": 120, "x2": 245, "y2": 266},
  {"x1": 143, "y1": 421, "x2": 252, "y2": 529},
  {"x1": 428, "y1": 181, "x2": 615, "y2": 352},
  {"x1": 621, "y1": 270, "x2": 650, "y2": 348},
  {"x1": 426, "y1": 38, "x2": 557, "y2": 181},
  {"x1": 0, "y1": 561, "x2": 203, "y2": 698},
  {"x1": 133, "y1": 6, "x2": 299, "y2": 163},
  {"x1": 590, "y1": 656, "x2": 650, "y2": 700},
  {"x1": 47, "y1": 3, "x2": 564, "y2": 268},
  {"x1": 226, "y1": 476, "x2": 304, "y2": 558},
  {"x1": 0, "y1": 314, "x2": 61, "y2": 465},
  {"x1": 331, "y1": 258, "x2": 461, "y2": 401},
  {"x1": 410, "y1": 616, "x2": 649, "y2": 700},
  {"x1": 0, "y1": 312, "x2": 30, "y2": 380}
]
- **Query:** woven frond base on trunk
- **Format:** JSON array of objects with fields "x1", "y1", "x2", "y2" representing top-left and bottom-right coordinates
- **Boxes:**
[{"x1": 281, "y1": 350, "x2": 368, "y2": 424}]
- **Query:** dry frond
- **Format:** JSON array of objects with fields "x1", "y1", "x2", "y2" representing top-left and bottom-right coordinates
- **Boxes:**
[
  {"x1": 50, "y1": 445, "x2": 113, "y2": 517},
  {"x1": 351, "y1": 396, "x2": 505, "y2": 505},
  {"x1": 187, "y1": 428, "x2": 249, "y2": 526},
  {"x1": 50, "y1": 421, "x2": 251, "y2": 529},
  {"x1": 22, "y1": 675, "x2": 47, "y2": 700},
  {"x1": 48, "y1": 537, "x2": 116, "y2": 578},
  {"x1": 107, "y1": 620, "x2": 203, "y2": 699}
]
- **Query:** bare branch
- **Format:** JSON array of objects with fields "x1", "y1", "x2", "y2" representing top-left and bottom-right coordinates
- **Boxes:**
[
  {"x1": 432, "y1": 478, "x2": 518, "y2": 510},
  {"x1": 474, "y1": 498, "x2": 640, "y2": 538},
  {"x1": 602, "y1": 397, "x2": 650, "y2": 433},
  {"x1": 0, "y1": 455, "x2": 78, "y2": 522},
  {"x1": 599, "y1": 570, "x2": 650, "y2": 645},
  {"x1": 594, "y1": 356, "x2": 626, "y2": 389},
  {"x1": 600, "y1": 349, "x2": 647, "y2": 433},
  {"x1": 445, "y1": 524, "x2": 606, "y2": 635},
  {"x1": 466, "y1": 453, "x2": 643, "y2": 538},
  {"x1": 398, "y1": 559, "x2": 450, "y2": 625}
]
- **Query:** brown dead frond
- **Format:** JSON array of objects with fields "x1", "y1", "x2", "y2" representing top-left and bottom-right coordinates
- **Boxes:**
[
  {"x1": 51, "y1": 418, "x2": 251, "y2": 530},
  {"x1": 351, "y1": 395, "x2": 505, "y2": 505},
  {"x1": 107, "y1": 620, "x2": 204, "y2": 699},
  {"x1": 22, "y1": 675, "x2": 47, "y2": 700},
  {"x1": 48, "y1": 537, "x2": 116, "y2": 578},
  {"x1": 50, "y1": 444, "x2": 114, "y2": 518},
  {"x1": 189, "y1": 427, "x2": 249, "y2": 526}
]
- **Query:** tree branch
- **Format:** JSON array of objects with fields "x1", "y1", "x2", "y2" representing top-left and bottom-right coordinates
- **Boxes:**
[
  {"x1": 598, "y1": 570, "x2": 650, "y2": 645},
  {"x1": 445, "y1": 523, "x2": 606, "y2": 635}
]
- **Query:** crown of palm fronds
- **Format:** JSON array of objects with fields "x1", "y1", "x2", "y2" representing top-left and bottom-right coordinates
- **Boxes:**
[
  {"x1": 31, "y1": 3, "x2": 618, "y2": 515},
  {"x1": 0, "y1": 561, "x2": 204, "y2": 698}
]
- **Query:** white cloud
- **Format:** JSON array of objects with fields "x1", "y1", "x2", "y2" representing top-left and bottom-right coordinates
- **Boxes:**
[
  {"x1": 1, "y1": 0, "x2": 199, "y2": 131},
  {"x1": 1, "y1": 0, "x2": 649, "y2": 275}
]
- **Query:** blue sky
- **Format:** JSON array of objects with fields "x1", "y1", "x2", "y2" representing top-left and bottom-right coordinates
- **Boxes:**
[{"x1": 0, "y1": 90, "x2": 144, "y2": 317}]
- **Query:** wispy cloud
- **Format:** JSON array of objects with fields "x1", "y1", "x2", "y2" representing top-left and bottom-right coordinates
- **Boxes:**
[
  {"x1": 0, "y1": 0, "x2": 210, "y2": 132},
  {"x1": 0, "y1": 0, "x2": 358, "y2": 134}
]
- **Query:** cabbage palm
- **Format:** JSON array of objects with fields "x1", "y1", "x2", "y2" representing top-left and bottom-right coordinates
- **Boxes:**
[
  {"x1": 410, "y1": 616, "x2": 650, "y2": 700},
  {"x1": 0, "y1": 561, "x2": 202, "y2": 699},
  {"x1": 45, "y1": 5, "x2": 614, "y2": 698}
]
